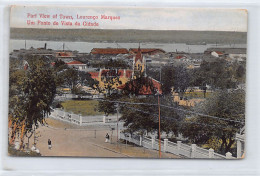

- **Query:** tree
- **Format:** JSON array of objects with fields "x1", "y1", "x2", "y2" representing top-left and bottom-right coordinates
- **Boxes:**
[
  {"x1": 105, "y1": 59, "x2": 129, "y2": 69},
  {"x1": 121, "y1": 74, "x2": 157, "y2": 96},
  {"x1": 236, "y1": 64, "x2": 246, "y2": 81},
  {"x1": 146, "y1": 67, "x2": 160, "y2": 81},
  {"x1": 120, "y1": 96, "x2": 182, "y2": 137},
  {"x1": 100, "y1": 69, "x2": 122, "y2": 95},
  {"x1": 98, "y1": 93, "x2": 120, "y2": 116},
  {"x1": 9, "y1": 56, "x2": 56, "y2": 149},
  {"x1": 180, "y1": 89, "x2": 245, "y2": 154},
  {"x1": 192, "y1": 60, "x2": 237, "y2": 91},
  {"x1": 173, "y1": 65, "x2": 191, "y2": 96},
  {"x1": 62, "y1": 68, "x2": 78, "y2": 89},
  {"x1": 52, "y1": 60, "x2": 68, "y2": 87},
  {"x1": 78, "y1": 71, "x2": 99, "y2": 88},
  {"x1": 161, "y1": 66, "x2": 174, "y2": 95},
  {"x1": 53, "y1": 59, "x2": 68, "y2": 72},
  {"x1": 120, "y1": 97, "x2": 158, "y2": 135}
]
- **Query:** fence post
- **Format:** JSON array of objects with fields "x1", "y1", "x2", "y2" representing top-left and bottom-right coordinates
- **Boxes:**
[
  {"x1": 163, "y1": 139, "x2": 168, "y2": 152},
  {"x1": 129, "y1": 134, "x2": 131, "y2": 143},
  {"x1": 226, "y1": 152, "x2": 233, "y2": 159},
  {"x1": 209, "y1": 148, "x2": 214, "y2": 158},
  {"x1": 139, "y1": 136, "x2": 142, "y2": 146},
  {"x1": 64, "y1": 112, "x2": 67, "y2": 121},
  {"x1": 79, "y1": 115, "x2": 82, "y2": 126},
  {"x1": 69, "y1": 113, "x2": 72, "y2": 122},
  {"x1": 191, "y1": 144, "x2": 197, "y2": 158},
  {"x1": 118, "y1": 128, "x2": 120, "y2": 140},
  {"x1": 177, "y1": 141, "x2": 182, "y2": 155},
  {"x1": 52, "y1": 109, "x2": 57, "y2": 117},
  {"x1": 62, "y1": 111, "x2": 65, "y2": 119},
  {"x1": 103, "y1": 115, "x2": 106, "y2": 123},
  {"x1": 237, "y1": 140, "x2": 242, "y2": 158},
  {"x1": 152, "y1": 136, "x2": 155, "y2": 149},
  {"x1": 118, "y1": 127, "x2": 120, "y2": 140}
]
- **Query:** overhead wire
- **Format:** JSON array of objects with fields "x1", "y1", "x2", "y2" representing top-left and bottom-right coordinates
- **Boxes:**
[
  {"x1": 125, "y1": 106, "x2": 225, "y2": 129},
  {"x1": 91, "y1": 97, "x2": 245, "y2": 124}
]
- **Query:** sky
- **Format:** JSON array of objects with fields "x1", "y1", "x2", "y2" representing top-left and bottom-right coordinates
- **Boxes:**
[{"x1": 10, "y1": 6, "x2": 248, "y2": 32}]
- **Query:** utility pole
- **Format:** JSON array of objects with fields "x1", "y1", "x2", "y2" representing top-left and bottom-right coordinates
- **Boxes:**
[
  {"x1": 159, "y1": 66, "x2": 162, "y2": 83},
  {"x1": 110, "y1": 128, "x2": 114, "y2": 144},
  {"x1": 158, "y1": 91, "x2": 161, "y2": 158}
]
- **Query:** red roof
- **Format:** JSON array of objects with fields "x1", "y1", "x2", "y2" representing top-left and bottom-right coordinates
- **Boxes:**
[
  {"x1": 118, "y1": 77, "x2": 162, "y2": 95},
  {"x1": 129, "y1": 48, "x2": 165, "y2": 55},
  {"x1": 175, "y1": 55, "x2": 185, "y2": 59},
  {"x1": 66, "y1": 61, "x2": 85, "y2": 65},
  {"x1": 125, "y1": 70, "x2": 133, "y2": 78},
  {"x1": 56, "y1": 52, "x2": 73, "y2": 57},
  {"x1": 91, "y1": 48, "x2": 129, "y2": 55},
  {"x1": 151, "y1": 78, "x2": 162, "y2": 94},
  {"x1": 214, "y1": 51, "x2": 224, "y2": 55},
  {"x1": 89, "y1": 72, "x2": 99, "y2": 79}
]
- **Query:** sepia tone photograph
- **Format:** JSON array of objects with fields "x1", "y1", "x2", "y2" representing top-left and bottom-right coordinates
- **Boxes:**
[{"x1": 8, "y1": 6, "x2": 246, "y2": 159}]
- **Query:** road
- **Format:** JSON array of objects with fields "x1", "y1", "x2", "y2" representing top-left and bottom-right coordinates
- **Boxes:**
[{"x1": 31, "y1": 118, "x2": 180, "y2": 158}]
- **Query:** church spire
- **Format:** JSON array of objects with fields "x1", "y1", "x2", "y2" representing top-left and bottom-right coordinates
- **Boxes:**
[
  {"x1": 133, "y1": 44, "x2": 145, "y2": 78},
  {"x1": 135, "y1": 44, "x2": 143, "y2": 63}
]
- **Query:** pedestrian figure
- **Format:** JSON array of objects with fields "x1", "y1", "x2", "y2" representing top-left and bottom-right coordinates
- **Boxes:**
[
  {"x1": 105, "y1": 133, "x2": 110, "y2": 143},
  {"x1": 48, "y1": 139, "x2": 52, "y2": 149}
]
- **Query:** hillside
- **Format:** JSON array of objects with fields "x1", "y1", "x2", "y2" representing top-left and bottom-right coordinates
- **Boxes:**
[{"x1": 10, "y1": 28, "x2": 247, "y2": 44}]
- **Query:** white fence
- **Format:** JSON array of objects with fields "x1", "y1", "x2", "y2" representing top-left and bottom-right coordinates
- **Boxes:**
[
  {"x1": 50, "y1": 109, "x2": 118, "y2": 126},
  {"x1": 119, "y1": 133, "x2": 234, "y2": 159},
  {"x1": 55, "y1": 94, "x2": 104, "y2": 101}
]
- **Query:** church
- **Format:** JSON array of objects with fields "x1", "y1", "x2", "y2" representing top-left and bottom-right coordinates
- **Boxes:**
[
  {"x1": 88, "y1": 46, "x2": 162, "y2": 95},
  {"x1": 118, "y1": 46, "x2": 162, "y2": 96}
]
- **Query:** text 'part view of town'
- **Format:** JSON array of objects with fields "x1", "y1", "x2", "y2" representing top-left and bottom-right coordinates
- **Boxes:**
[{"x1": 9, "y1": 29, "x2": 246, "y2": 159}]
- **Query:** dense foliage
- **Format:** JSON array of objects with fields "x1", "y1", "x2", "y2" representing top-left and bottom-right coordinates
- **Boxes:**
[
  {"x1": 180, "y1": 89, "x2": 245, "y2": 154},
  {"x1": 9, "y1": 56, "x2": 56, "y2": 130}
]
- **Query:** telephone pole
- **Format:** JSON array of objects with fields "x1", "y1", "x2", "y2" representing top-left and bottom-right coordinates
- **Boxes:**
[{"x1": 159, "y1": 66, "x2": 162, "y2": 82}]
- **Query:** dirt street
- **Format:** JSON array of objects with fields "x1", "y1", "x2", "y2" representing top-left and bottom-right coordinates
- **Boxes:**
[{"x1": 31, "y1": 118, "x2": 180, "y2": 158}]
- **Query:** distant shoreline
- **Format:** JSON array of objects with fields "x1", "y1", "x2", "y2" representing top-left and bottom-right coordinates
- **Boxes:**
[{"x1": 10, "y1": 28, "x2": 247, "y2": 44}]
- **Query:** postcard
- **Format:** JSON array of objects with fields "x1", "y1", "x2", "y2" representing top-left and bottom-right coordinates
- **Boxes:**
[{"x1": 8, "y1": 6, "x2": 247, "y2": 159}]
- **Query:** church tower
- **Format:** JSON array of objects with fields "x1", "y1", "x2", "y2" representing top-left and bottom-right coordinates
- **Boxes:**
[{"x1": 133, "y1": 46, "x2": 145, "y2": 78}]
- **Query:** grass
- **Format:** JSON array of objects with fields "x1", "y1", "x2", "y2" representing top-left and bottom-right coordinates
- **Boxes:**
[
  {"x1": 61, "y1": 100, "x2": 104, "y2": 116},
  {"x1": 8, "y1": 145, "x2": 41, "y2": 157},
  {"x1": 45, "y1": 118, "x2": 75, "y2": 128}
]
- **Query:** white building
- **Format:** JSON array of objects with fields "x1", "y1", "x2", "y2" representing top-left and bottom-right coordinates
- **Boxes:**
[
  {"x1": 66, "y1": 60, "x2": 87, "y2": 70},
  {"x1": 211, "y1": 51, "x2": 224, "y2": 58}
]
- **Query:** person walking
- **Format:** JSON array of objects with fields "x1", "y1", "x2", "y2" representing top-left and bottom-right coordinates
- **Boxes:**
[
  {"x1": 48, "y1": 139, "x2": 52, "y2": 149},
  {"x1": 105, "y1": 133, "x2": 110, "y2": 143}
]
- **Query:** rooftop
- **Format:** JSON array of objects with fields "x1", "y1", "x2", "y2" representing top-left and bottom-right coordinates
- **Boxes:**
[
  {"x1": 91, "y1": 48, "x2": 129, "y2": 55},
  {"x1": 206, "y1": 48, "x2": 246, "y2": 54},
  {"x1": 129, "y1": 48, "x2": 166, "y2": 54}
]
